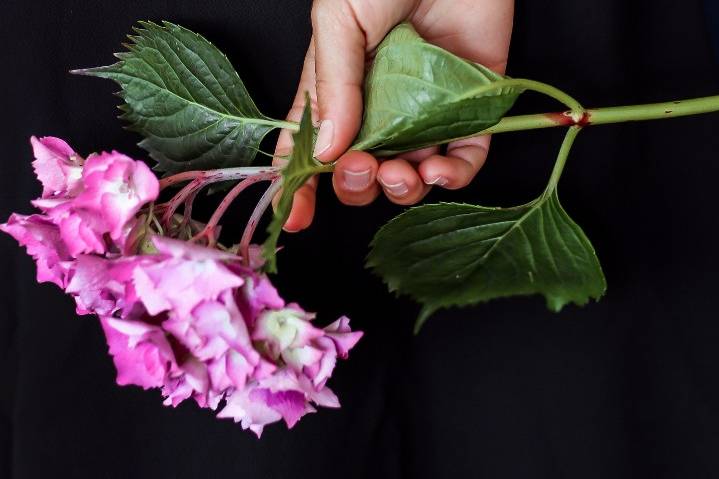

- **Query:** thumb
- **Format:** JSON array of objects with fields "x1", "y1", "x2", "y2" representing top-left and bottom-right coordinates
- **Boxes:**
[{"x1": 310, "y1": 0, "x2": 411, "y2": 162}]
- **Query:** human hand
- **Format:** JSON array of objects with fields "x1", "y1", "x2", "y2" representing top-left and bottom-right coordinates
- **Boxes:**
[{"x1": 275, "y1": 0, "x2": 514, "y2": 232}]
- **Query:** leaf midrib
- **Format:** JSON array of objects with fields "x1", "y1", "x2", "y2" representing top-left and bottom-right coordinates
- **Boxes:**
[
  {"x1": 465, "y1": 198, "x2": 546, "y2": 274},
  {"x1": 107, "y1": 70, "x2": 279, "y2": 129}
]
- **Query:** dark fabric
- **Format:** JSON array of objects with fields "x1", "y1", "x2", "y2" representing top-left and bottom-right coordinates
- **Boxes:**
[
  {"x1": 707, "y1": 0, "x2": 719, "y2": 62},
  {"x1": 1, "y1": 0, "x2": 718, "y2": 477}
]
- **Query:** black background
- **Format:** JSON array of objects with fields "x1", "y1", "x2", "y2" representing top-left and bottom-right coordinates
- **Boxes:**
[{"x1": 2, "y1": 1, "x2": 719, "y2": 478}]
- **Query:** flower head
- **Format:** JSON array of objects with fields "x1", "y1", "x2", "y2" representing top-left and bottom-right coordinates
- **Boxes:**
[{"x1": 2, "y1": 136, "x2": 361, "y2": 438}]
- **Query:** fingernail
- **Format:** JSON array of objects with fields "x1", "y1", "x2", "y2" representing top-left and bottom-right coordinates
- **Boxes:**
[
  {"x1": 343, "y1": 168, "x2": 372, "y2": 191},
  {"x1": 379, "y1": 178, "x2": 409, "y2": 196},
  {"x1": 426, "y1": 176, "x2": 449, "y2": 187},
  {"x1": 313, "y1": 120, "x2": 333, "y2": 158}
]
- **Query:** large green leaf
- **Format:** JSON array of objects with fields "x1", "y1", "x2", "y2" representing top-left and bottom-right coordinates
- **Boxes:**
[
  {"x1": 352, "y1": 23, "x2": 522, "y2": 156},
  {"x1": 367, "y1": 192, "x2": 606, "y2": 331},
  {"x1": 75, "y1": 21, "x2": 279, "y2": 173},
  {"x1": 262, "y1": 94, "x2": 330, "y2": 273}
]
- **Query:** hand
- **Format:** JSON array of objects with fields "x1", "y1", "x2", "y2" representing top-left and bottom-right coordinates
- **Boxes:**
[{"x1": 275, "y1": 0, "x2": 514, "y2": 232}]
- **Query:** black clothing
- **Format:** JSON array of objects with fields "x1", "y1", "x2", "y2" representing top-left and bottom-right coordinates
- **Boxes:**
[{"x1": 2, "y1": 1, "x2": 719, "y2": 477}]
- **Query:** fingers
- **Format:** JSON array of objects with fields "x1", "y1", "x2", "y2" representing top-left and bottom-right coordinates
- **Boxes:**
[
  {"x1": 310, "y1": 3, "x2": 367, "y2": 162},
  {"x1": 399, "y1": 145, "x2": 440, "y2": 162},
  {"x1": 330, "y1": 136, "x2": 489, "y2": 207},
  {"x1": 331, "y1": 151, "x2": 380, "y2": 206},
  {"x1": 376, "y1": 158, "x2": 430, "y2": 205},
  {"x1": 417, "y1": 136, "x2": 491, "y2": 190},
  {"x1": 310, "y1": 0, "x2": 414, "y2": 162},
  {"x1": 273, "y1": 38, "x2": 318, "y2": 163},
  {"x1": 282, "y1": 179, "x2": 318, "y2": 233}
]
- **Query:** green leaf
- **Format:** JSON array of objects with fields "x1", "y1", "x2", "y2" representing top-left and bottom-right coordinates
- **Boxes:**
[
  {"x1": 367, "y1": 192, "x2": 606, "y2": 330},
  {"x1": 352, "y1": 23, "x2": 522, "y2": 156},
  {"x1": 262, "y1": 93, "x2": 330, "y2": 273},
  {"x1": 74, "y1": 21, "x2": 282, "y2": 174}
]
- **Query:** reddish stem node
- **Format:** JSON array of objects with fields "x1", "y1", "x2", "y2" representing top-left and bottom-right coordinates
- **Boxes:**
[{"x1": 544, "y1": 110, "x2": 592, "y2": 127}]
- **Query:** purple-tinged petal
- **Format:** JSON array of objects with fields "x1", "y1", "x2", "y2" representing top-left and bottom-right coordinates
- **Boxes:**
[
  {"x1": 323, "y1": 316, "x2": 364, "y2": 359},
  {"x1": 249, "y1": 388, "x2": 311, "y2": 429},
  {"x1": 218, "y1": 386, "x2": 283, "y2": 437},
  {"x1": 305, "y1": 336, "x2": 337, "y2": 388}
]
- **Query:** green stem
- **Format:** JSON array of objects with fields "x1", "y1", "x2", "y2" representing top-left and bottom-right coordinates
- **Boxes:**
[
  {"x1": 278, "y1": 92, "x2": 719, "y2": 147},
  {"x1": 543, "y1": 126, "x2": 582, "y2": 196},
  {"x1": 275, "y1": 92, "x2": 719, "y2": 185},
  {"x1": 483, "y1": 94, "x2": 719, "y2": 135},
  {"x1": 503, "y1": 78, "x2": 584, "y2": 113}
]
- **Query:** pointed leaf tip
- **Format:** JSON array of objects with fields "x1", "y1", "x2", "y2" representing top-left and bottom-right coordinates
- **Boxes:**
[{"x1": 76, "y1": 20, "x2": 277, "y2": 174}]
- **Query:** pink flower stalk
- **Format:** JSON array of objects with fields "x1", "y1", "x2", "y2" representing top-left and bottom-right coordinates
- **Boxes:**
[{"x1": 2, "y1": 136, "x2": 362, "y2": 437}]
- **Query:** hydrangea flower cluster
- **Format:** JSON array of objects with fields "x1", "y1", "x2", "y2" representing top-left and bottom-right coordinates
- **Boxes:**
[{"x1": 1, "y1": 137, "x2": 362, "y2": 437}]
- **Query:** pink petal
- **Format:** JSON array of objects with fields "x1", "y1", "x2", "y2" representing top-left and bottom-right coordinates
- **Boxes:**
[
  {"x1": 0, "y1": 213, "x2": 72, "y2": 287},
  {"x1": 30, "y1": 136, "x2": 83, "y2": 197}
]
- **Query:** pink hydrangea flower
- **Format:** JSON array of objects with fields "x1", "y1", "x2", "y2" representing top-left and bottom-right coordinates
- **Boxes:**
[
  {"x1": 31, "y1": 136, "x2": 84, "y2": 198},
  {"x1": 2, "y1": 136, "x2": 362, "y2": 438},
  {"x1": 0, "y1": 213, "x2": 72, "y2": 287}
]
